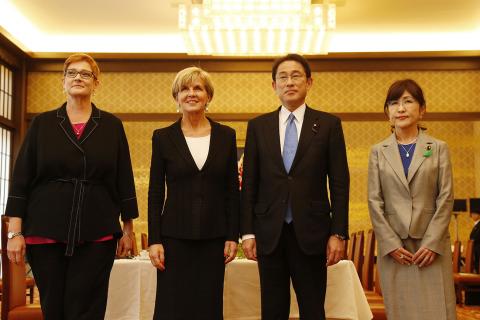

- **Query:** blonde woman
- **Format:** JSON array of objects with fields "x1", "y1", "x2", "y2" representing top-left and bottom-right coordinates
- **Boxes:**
[{"x1": 148, "y1": 67, "x2": 239, "y2": 319}]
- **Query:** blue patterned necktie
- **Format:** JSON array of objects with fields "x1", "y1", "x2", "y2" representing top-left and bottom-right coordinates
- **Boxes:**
[{"x1": 283, "y1": 113, "x2": 298, "y2": 223}]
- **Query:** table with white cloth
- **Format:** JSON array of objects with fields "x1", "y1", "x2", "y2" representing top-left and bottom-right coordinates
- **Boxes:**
[{"x1": 105, "y1": 258, "x2": 372, "y2": 320}]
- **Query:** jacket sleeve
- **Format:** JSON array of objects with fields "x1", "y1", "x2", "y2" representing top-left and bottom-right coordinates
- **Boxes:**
[
  {"x1": 368, "y1": 146, "x2": 403, "y2": 257},
  {"x1": 148, "y1": 131, "x2": 166, "y2": 245},
  {"x1": 327, "y1": 117, "x2": 350, "y2": 238},
  {"x1": 225, "y1": 129, "x2": 240, "y2": 242},
  {"x1": 420, "y1": 142, "x2": 454, "y2": 255},
  {"x1": 240, "y1": 120, "x2": 259, "y2": 236},
  {"x1": 5, "y1": 116, "x2": 39, "y2": 219},
  {"x1": 116, "y1": 120, "x2": 139, "y2": 220}
]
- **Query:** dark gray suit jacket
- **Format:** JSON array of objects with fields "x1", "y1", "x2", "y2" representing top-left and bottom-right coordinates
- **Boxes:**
[{"x1": 241, "y1": 106, "x2": 349, "y2": 255}]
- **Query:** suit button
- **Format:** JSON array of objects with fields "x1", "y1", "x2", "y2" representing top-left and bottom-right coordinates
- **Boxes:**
[
  {"x1": 281, "y1": 199, "x2": 287, "y2": 204},
  {"x1": 288, "y1": 176, "x2": 293, "y2": 180}
]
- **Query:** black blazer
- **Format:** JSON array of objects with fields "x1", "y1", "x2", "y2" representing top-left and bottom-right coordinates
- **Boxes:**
[
  {"x1": 148, "y1": 118, "x2": 239, "y2": 244},
  {"x1": 5, "y1": 103, "x2": 139, "y2": 255},
  {"x1": 241, "y1": 106, "x2": 350, "y2": 255}
]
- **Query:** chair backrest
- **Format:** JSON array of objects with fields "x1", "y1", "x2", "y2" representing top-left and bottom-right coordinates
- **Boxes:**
[
  {"x1": 131, "y1": 232, "x2": 139, "y2": 256},
  {"x1": 347, "y1": 232, "x2": 357, "y2": 261},
  {"x1": 452, "y1": 240, "x2": 461, "y2": 273},
  {"x1": 141, "y1": 233, "x2": 148, "y2": 250},
  {"x1": 465, "y1": 239, "x2": 474, "y2": 273},
  {"x1": 353, "y1": 231, "x2": 364, "y2": 281},
  {"x1": 374, "y1": 262, "x2": 382, "y2": 296},
  {"x1": 362, "y1": 229, "x2": 375, "y2": 290},
  {"x1": 1, "y1": 216, "x2": 27, "y2": 320}
]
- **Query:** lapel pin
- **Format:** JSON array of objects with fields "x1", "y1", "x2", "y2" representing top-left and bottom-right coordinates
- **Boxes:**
[
  {"x1": 423, "y1": 145, "x2": 432, "y2": 157},
  {"x1": 312, "y1": 120, "x2": 319, "y2": 134}
]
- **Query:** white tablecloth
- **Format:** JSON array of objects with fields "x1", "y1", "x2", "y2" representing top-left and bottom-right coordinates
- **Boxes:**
[
  {"x1": 105, "y1": 259, "x2": 157, "y2": 320},
  {"x1": 105, "y1": 259, "x2": 372, "y2": 320}
]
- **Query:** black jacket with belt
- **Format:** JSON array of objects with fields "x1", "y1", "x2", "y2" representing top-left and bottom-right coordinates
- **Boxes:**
[
  {"x1": 148, "y1": 118, "x2": 240, "y2": 244},
  {"x1": 5, "y1": 103, "x2": 139, "y2": 255}
]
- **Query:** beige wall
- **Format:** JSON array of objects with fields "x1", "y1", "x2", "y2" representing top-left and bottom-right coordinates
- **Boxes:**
[{"x1": 26, "y1": 70, "x2": 480, "y2": 245}]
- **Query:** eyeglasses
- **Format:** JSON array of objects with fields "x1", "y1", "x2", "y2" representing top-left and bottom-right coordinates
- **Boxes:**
[
  {"x1": 65, "y1": 69, "x2": 97, "y2": 80},
  {"x1": 386, "y1": 97, "x2": 417, "y2": 108},
  {"x1": 275, "y1": 73, "x2": 305, "y2": 84}
]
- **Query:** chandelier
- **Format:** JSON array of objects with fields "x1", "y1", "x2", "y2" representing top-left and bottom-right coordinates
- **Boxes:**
[{"x1": 178, "y1": 0, "x2": 337, "y2": 56}]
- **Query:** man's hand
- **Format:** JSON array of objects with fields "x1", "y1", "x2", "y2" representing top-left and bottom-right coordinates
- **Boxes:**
[
  {"x1": 326, "y1": 236, "x2": 345, "y2": 266},
  {"x1": 242, "y1": 238, "x2": 257, "y2": 261},
  {"x1": 224, "y1": 241, "x2": 238, "y2": 264}
]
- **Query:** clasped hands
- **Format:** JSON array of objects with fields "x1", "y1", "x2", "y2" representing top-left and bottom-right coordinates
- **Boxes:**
[{"x1": 389, "y1": 246, "x2": 436, "y2": 267}]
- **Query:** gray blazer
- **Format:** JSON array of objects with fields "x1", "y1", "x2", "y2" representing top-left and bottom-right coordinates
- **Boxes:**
[{"x1": 368, "y1": 130, "x2": 454, "y2": 257}]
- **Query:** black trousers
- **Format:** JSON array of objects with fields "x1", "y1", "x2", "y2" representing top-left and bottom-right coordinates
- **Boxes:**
[
  {"x1": 26, "y1": 240, "x2": 117, "y2": 320},
  {"x1": 257, "y1": 223, "x2": 327, "y2": 320},
  {"x1": 153, "y1": 237, "x2": 225, "y2": 320}
]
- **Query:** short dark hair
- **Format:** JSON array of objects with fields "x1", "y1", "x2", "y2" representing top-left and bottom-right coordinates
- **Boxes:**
[
  {"x1": 383, "y1": 79, "x2": 426, "y2": 114},
  {"x1": 271, "y1": 54, "x2": 312, "y2": 81}
]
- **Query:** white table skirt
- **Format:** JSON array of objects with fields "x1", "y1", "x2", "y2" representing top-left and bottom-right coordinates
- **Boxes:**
[{"x1": 105, "y1": 259, "x2": 372, "y2": 320}]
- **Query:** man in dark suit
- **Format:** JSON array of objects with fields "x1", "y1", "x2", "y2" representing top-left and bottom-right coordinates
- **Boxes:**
[{"x1": 241, "y1": 54, "x2": 349, "y2": 320}]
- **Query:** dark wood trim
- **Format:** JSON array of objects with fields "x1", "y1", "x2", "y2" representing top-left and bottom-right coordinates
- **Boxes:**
[
  {"x1": 0, "y1": 30, "x2": 29, "y2": 69},
  {"x1": 26, "y1": 51, "x2": 480, "y2": 72},
  {"x1": 0, "y1": 117, "x2": 15, "y2": 129},
  {"x1": 26, "y1": 112, "x2": 480, "y2": 122}
]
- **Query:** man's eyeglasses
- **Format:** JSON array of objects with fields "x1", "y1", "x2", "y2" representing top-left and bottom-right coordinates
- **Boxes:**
[
  {"x1": 65, "y1": 69, "x2": 97, "y2": 80},
  {"x1": 275, "y1": 73, "x2": 305, "y2": 84},
  {"x1": 386, "y1": 97, "x2": 417, "y2": 108}
]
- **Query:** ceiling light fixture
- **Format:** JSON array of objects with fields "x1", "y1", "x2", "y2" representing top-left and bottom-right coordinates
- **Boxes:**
[{"x1": 178, "y1": 0, "x2": 337, "y2": 56}]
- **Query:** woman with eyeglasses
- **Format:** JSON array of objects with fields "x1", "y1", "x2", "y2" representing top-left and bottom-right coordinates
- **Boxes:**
[
  {"x1": 5, "y1": 53, "x2": 138, "y2": 319},
  {"x1": 368, "y1": 79, "x2": 456, "y2": 320},
  {"x1": 148, "y1": 67, "x2": 239, "y2": 319}
]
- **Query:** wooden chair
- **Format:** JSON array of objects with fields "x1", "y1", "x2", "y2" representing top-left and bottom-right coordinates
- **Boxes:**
[
  {"x1": 347, "y1": 232, "x2": 356, "y2": 261},
  {"x1": 465, "y1": 239, "x2": 475, "y2": 273},
  {"x1": 1, "y1": 216, "x2": 43, "y2": 320},
  {"x1": 353, "y1": 231, "x2": 364, "y2": 281},
  {"x1": 130, "y1": 232, "x2": 139, "y2": 256},
  {"x1": 141, "y1": 233, "x2": 148, "y2": 250},
  {"x1": 453, "y1": 240, "x2": 480, "y2": 304},
  {"x1": 452, "y1": 240, "x2": 461, "y2": 273},
  {"x1": 362, "y1": 229, "x2": 375, "y2": 291}
]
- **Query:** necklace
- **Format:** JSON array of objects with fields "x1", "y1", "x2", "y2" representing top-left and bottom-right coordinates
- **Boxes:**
[
  {"x1": 399, "y1": 142, "x2": 416, "y2": 158},
  {"x1": 72, "y1": 123, "x2": 86, "y2": 136}
]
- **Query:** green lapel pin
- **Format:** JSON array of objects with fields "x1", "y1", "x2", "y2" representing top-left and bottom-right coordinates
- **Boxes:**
[{"x1": 423, "y1": 145, "x2": 432, "y2": 157}]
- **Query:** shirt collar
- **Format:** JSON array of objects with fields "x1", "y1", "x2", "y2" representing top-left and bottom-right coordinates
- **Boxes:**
[{"x1": 280, "y1": 104, "x2": 306, "y2": 124}]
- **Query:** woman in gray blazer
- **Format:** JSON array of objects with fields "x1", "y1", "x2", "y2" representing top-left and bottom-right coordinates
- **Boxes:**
[{"x1": 368, "y1": 79, "x2": 456, "y2": 320}]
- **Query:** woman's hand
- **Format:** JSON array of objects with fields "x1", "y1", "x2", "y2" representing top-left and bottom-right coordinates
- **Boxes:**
[
  {"x1": 116, "y1": 233, "x2": 133, "y2": 257},
  {"x1": 117, "y1": 219, "x2": 134, "y2": 257},
  {"x1": 389, "y1": 247, "x2": 413, "y2": 265},
  {"x1": 7, "y1": 235, "x2": 26, "y2": 264},
  {"x1": 149, "y1": 244, "x2": 165, "y2": 271},
  {"x1": 224, "y1": 241, "x2": 237, "y2": 264},
  {"x1": 413, "y1": 247, "x2": 437, "y2": 268}
]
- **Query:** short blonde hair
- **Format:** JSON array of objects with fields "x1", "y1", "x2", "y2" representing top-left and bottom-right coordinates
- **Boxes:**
[
  {"x1": 63, "y1": 53, "x2": 100, "y2": 79},
  {"x1": 171, "y1": 67, "x2": 214, "y2": 100}
]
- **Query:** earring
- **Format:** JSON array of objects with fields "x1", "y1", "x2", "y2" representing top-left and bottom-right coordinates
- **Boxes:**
[
  {"x1": 176, "y1": 106, "x2": 180, "y2": 113},
  {"x1": 205, "y1": 104, "x2": 209, "y2": 112}
]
